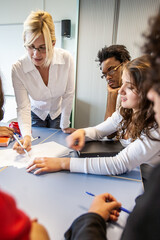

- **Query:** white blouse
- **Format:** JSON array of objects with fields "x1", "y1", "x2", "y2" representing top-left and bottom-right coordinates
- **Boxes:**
[
  {"x1": 12, "y1": 48, "x2": 75, "y2": 137},
  {"x1": 70, "y1": 111, "x2": 160, "y2": 175}
]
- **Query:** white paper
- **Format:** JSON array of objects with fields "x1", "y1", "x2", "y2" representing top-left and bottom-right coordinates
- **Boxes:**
[{"x1": 0, "y1": 141, "x2": 72, "y2": 169}]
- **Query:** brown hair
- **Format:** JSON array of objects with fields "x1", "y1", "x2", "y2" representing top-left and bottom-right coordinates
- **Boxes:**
[
  {"x1": 0, "y1": 76, "x2": 4, "y2": 121},
  {"x1": 143, "y1": 13, "x2": 160, "y2": 95},
  {"x1": 117, "y1": 56, "x2": 158, "y2": 141}
]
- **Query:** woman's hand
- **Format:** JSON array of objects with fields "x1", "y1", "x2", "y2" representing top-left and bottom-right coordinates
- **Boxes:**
[
  {"x1": 62, "y1": 127, "x2": 76, "y2": 134},
  {"x1": 13, "y1": 135, "x2": 31, "y2": 154},
  {"x1": 66, "y1": 129, "x2": 85, "y2": 151},
  {"x1": 0, "y1": 126, "x2": 14, "y2": 138},
  {"x1": 26, "y1": 157, "x2": 70, "y2": 175},
  {"x1": 88, "y1": 193, "x2": 121, "y2": 222}
]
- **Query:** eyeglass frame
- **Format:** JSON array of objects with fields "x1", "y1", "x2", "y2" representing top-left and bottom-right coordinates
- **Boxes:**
[
  {"x1": 101, "y1": 62, "x2": 123, "y2": 79},
  {"x1": 25, "y1": 45, "x2": 47, "y2": 53}
]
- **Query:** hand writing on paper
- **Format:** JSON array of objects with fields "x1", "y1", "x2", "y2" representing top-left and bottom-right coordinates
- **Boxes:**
[
  {"x1": 13, "y1": 135, "x2": 31, "y2": 154},
  {"x1": 66, "y1": 129, "x2": 85, "y2": 151},
  {"x1": 0, "y1": 126, "x2": 14, "y2": 138},
  {"x1": 26, "y1": 157, "x2": 70, "y2": 175},
  {"x1": 88, "y1": 193, "x2": 121, "y2": 221}
]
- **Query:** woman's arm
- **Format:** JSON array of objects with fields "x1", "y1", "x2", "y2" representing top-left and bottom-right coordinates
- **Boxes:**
[
  {"x1": 70, "y1": 129, "x2": 160, "y2": 175},
  {"x1": 60, "y1": 53, "x2": 75, "y2": 130},
  {"x1": 12, "y1": 64, "x2": 32, "y2": 152},
  {"x1": 12, "y1": 65, "x2": 32, "y2": 138}
]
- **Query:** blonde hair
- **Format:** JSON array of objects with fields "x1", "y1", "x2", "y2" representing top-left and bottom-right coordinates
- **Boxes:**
[{"x1": 23, "y1": 10, "x2": 56, "y2": 67}]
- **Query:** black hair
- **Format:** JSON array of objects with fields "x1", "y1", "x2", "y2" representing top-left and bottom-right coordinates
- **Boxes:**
[{"x1": 96, "y1": 44, "x2": 131, "y2": 66}]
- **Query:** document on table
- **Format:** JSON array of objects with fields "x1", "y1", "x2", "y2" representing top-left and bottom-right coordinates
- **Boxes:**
[{"x1": 0, "y1": 141, "x2": 72, "y2": 169}]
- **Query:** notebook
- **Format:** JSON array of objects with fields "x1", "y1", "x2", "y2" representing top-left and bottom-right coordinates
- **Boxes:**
[
  {"x1": 78, "y1": 140, "x2": 124, "y2": 157},
  {"x1": 0, "y1": 137, "x2": 11, "y2": 147}
]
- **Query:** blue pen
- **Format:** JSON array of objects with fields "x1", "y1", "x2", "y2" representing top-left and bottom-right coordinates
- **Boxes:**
[
  {"x1": 32, "y1": 136, "x2": 40, "y2": 142},
  {"x1": 86, "y1": 191, "x2": 131, "y2": 214}
]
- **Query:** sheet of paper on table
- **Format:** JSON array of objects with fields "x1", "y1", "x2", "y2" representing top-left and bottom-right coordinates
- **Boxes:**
[{"x1": 0, "y1": 141, "x2": 72, "y2": 169}]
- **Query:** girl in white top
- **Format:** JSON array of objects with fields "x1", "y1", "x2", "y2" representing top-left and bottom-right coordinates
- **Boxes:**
[
  {"x1": 12, "y1": 10, "x2": 75, "y2": 154},
  {"x1": 27, "y1": 56, "x2": 160, "y2": 176}
]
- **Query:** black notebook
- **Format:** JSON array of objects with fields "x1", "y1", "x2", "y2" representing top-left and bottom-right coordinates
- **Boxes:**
[{"x1": 78, "y1": 140, "x2": 124, "y2": 158}]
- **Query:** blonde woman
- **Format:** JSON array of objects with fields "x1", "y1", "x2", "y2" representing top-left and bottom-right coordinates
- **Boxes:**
[{"x1": 12, "y1": 10, "x2": 75, "y2": 154}]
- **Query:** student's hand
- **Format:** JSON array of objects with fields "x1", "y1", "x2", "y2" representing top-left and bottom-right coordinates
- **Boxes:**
[
  {"x1": 30, "y1": 219, "x2": 50, "y2": 240},
  {"x1": 66, "y1": 129, "x2": 85, "y2": 151},
  {"x1": 13, "y1": 135, "x2": 31, "y2": 154},
  {"x1": 0, "y1": 126, "x2": 14, "y2": 137},
  {"x1": 62, "y1": 127, "x2": 76, "y2": 134},
  {"x1": 88, "y1": 193, "x2": 121, "y2": 222},
  {"x1": 26, "y1": 157, "x2": 70, "y2": 175},
  {"x1": 107, "y1": 85, "x2": 120, "y2": 93}
]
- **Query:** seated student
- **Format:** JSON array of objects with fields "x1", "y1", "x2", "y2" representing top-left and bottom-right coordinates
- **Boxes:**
[
  {"x1": 0, "y1": 76, "x2": 14, "y2": 138},
  {"x1": 64, "y1": 13, "x2": 160, "y2": 240},
  {"x1": 0, "y1": 190, "x2": 50, "y2": 239},
  {"x1": 96, "y1": 45, "x2": 131, "y2": 120},
  {"x1": 27, "y1": 56, "x2": 160, "y2": 178}
]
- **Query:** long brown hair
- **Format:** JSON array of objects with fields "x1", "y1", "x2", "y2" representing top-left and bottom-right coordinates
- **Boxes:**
[
  {"x1": 117, "y1": 56, "x2": 158, "y2": 141},
  {"x1": 0, "y1": 76, "x2": 4, "y2": 121}
]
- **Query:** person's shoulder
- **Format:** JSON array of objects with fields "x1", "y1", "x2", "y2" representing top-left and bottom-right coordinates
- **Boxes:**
[
  {"x1": 111, "y1": 110, "x2": 123, "y2": 121},
  {"x1": 12, "y1": 54, "x2": 28, "y2": 69}
]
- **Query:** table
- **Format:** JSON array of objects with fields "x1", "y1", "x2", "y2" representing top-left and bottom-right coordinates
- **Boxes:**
[{"x1": 0, "y1": 127, "x2": 143, "y2": 240}]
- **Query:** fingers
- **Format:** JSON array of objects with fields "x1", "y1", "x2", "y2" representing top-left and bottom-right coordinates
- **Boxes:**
[
  {"x1": 13, "y1": 135, "x2": 31, "y2": 154},
  {"x1": 27, "y1": 158, "x2": 49, "y2": 175},
  {"x1": 109, "y1": 210, "x2": 120, "y2": 221},
  {"x1": 62, "y1": 128, "x2": 76, "y2": 134},
  {"x1": 66, "y1": 129, "x2": 85, "y2": 151},
  {"x1": 89, "y1": 193, "x2": 122, "y2": 221},
  {"x1": 27, "y1": 158, "x2": 43, "y2": 171},
  {"x1": 0, "y1": 126, "x2": 14, "y2": 137}
]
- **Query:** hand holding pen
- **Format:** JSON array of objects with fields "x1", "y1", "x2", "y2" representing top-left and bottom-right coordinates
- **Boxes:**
[
  {"x1": 13, "y1": 134, "x2": 31, "y2": 156},
  {"x1": 87, "y1": 192, "x2": 122, "y2": 222},
  {"x1": 86, "y1": 191, "x2": 131, "y2": 222}
]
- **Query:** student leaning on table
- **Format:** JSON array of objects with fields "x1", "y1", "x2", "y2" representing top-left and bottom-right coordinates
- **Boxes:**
[
  {"x1": 12, "y1": 10, "x2": 75, "y2": 154},
  {"x1": 0, "y1": 76, "x2": 14, "y2": 137},
  {"x1": 27, "y1": 55, "x2": 160, "y2": 178},
  {"x1": 64, "y1": 13, "x2": 160, "y2": 240}
]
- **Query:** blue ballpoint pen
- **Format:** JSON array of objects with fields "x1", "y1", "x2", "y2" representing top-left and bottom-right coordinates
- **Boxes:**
[
  {"x1": 13, "y1": 133, "x2": 30, "y2": 158},
  {"x1": 86, "y1": 191, "x2": 131, "y2": 214}
]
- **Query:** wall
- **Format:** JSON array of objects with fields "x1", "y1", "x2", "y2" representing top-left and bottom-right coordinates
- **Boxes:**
[{"x1": 75, "y1": 0, "x2": 160, "y2": 128}]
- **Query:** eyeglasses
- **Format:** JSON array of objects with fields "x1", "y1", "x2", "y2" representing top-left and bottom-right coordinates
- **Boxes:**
[
  {"x1": 101, "y1": 62, "x2": 123, "y2": 79},
  {"x1": 26, "y1": 45, "x2": 46, "y2": 53}
]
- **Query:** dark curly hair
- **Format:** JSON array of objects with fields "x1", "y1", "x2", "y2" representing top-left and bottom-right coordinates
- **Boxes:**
[
  {"x1": 143, "y1": 13, "x2": 160, "y2": 95},
  {"x1": 0, "y1": 76, "x2": 4, "y2": 121},
  {"x1": 117, "y1": 56, "x2": 158, "y2": 141},
  {"x1": 96, "y1": 44, "x2": 131, "y2": 66}
]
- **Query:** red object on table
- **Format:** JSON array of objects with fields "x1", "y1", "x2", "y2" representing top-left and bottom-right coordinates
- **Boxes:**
[{"x1": 9, "y1": 121, "x2": 21, "y2": 135}]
